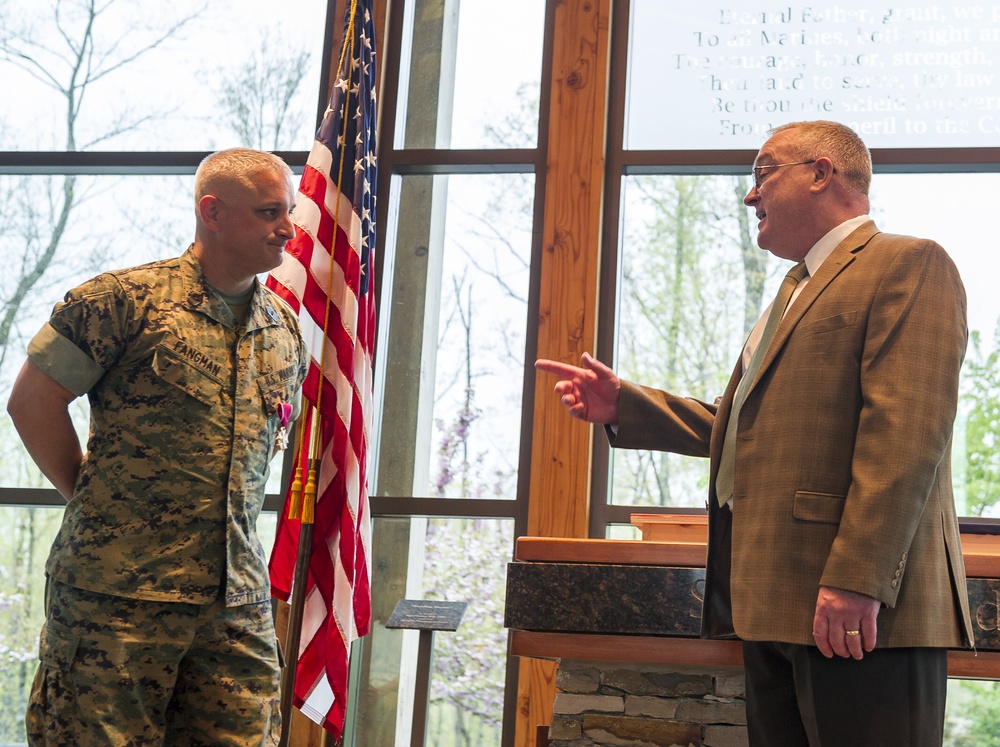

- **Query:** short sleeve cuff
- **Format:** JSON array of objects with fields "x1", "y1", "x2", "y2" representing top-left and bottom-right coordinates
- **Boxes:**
[{"x1": 27, "y1": 323, "x2": 106, "y2": 396}]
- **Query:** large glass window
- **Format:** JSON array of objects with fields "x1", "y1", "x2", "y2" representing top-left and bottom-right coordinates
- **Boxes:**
[
  {"x1": 375, "y1": 173, "x2": 533, "y2": 501},
  {"x1": 0, "y1": 507, "x2": 61, "y2": 743},
  {"x1": 349, "y1": 517, "x2": 513, "y2": 746},
  {"x1": 627, "y1": 0, "x2": 1000, "y2": 150},
  {"x1": 1, "y1": 175, "x2": 192, "y2": 486},
  {"x1": 394, "y1": 0, "x2": 544, "y2": 150},
  {"x1": 1, "y1": 0, "x2": 327, "y2": 152},
  {"x1": 358, "y1": 169, "x2": 536, "y2": 745},
  {"x1": 612, "y1": 174, "x2": 756, "y2": 508},
  {"x1": 610, "y1": 172, "x2": 1000, "y2": 517},
  {"x1": 876, "y1": 174, "x2": 1000, "y2": 517}
]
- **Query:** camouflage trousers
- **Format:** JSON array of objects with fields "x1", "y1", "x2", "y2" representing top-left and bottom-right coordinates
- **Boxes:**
[{"x1": 26, "y1": 578, "x2": 282, "y2": 746}]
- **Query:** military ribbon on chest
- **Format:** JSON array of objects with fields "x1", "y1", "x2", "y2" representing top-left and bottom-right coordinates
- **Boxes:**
[{"x1": 276, "y1": 402, "x2": 293, "y2": 451}]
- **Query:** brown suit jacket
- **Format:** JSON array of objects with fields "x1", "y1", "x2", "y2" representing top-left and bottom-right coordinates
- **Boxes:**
[{"x1": 612, "y1": 221, "x2": 974, "y2": 649}]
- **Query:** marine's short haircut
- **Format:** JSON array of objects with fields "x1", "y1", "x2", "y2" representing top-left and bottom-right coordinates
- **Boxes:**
[{"x1": 194, "y1": 148, "x2": 294, "y2": 203}]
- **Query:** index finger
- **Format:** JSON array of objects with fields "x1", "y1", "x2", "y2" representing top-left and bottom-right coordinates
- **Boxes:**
[{"x1": 535, "y1": 359, "x2": 585, "y2": 379}]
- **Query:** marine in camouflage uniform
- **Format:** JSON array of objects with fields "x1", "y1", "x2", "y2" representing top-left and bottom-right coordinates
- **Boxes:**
[{"x1": 8, "y1": 149, "x2": 307, "y2": 746}]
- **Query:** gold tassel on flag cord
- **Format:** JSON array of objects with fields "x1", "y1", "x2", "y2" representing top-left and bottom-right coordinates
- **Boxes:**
[{"x1": 286, "y1": 413, "x2": 308, "y2": 521}]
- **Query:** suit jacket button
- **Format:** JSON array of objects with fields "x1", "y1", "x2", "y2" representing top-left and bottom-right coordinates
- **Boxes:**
[{"x1": 891, "y1": 579, "x2": 899, "y2": 588}]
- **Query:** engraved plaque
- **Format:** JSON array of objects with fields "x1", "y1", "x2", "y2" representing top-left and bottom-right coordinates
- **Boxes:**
[{"x1": 386, "y1": 599, "x2": 467, "y2": 632}]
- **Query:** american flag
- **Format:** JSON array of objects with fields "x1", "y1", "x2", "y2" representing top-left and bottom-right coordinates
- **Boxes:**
[{"x1": 265, "y1": 0, "x2": 376, "y2": 738}]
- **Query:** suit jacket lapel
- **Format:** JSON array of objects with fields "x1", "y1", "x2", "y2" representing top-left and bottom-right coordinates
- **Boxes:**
[{"x1": 743, "y1": 220, "x2": 880, "y2": 398}]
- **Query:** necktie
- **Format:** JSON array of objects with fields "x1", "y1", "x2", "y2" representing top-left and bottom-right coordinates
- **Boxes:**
[{"x1": 715, "y1": 262, "x2": 808, "y2": 507}]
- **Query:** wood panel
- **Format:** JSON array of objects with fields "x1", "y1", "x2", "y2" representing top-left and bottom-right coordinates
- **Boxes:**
[
  {"x1": 514, "y1": 531, "x2": 1000, "y2": 577},
  {"x1": 527, "y1": 0, "x2": 611, "y2": 541},
  {"x1": 958, "y1": 533, "x2": 1000, "y2": 578},
  {"x1": 514, "y1": 536, "x2": 707, "y2": 567},
  {"x1": 511, "y1": 630, "x2": 744, "y2": 671},
  {"x1": 516, "y1": 658, "x2": 558, "y2": 746},
  {"x1": 518, "y1": 1, "x2": 613, "y2": 746},
  {"x1": 510, "y1": 630, "x2": 1000, "y2": 680}
]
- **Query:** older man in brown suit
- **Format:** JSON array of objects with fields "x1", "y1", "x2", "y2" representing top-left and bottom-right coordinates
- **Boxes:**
[{"x1": 536, "y1": 120, "x2": 973, "y2": 746}]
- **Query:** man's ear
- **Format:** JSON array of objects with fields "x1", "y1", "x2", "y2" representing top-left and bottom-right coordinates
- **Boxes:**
[
  {"x1": 199, "y1": 195, "x2": 223, "y2": 232},
  {"x1": 810, "y1": 157, "x2": 836, "y2": 192}
]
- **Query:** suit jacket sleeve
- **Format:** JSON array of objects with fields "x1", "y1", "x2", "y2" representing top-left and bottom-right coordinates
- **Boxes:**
[{"x1": 610, "y1": 380, "x2": 717, "y2": 458}]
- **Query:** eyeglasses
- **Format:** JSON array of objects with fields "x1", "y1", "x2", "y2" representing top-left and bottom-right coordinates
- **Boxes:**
[{"x1": 750, "y1": 159, "x2": 816, "y2": 190}]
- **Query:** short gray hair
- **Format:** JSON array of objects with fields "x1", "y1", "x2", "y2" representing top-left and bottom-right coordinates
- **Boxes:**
[
  {"x1": 769, "y1": 121, "x2": 872, "y2": 197},
  {"x1": 194, "y1": 148, "x2": 293, "y2": 202}
]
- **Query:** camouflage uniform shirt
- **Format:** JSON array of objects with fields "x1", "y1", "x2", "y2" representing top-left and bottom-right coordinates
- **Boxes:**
[{"x1": 27, "y1": 249, "x2": 307, "y2": 607}]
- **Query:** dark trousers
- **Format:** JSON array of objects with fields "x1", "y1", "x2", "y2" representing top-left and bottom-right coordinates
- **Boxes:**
[{"x1": 743, "y1": 640, "x2": 947, "y2": 747}]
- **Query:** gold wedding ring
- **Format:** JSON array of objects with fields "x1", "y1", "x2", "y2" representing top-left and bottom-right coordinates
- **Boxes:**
[{"x1": 845, "y1": 629, "x2": 860, "y2": 636}]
